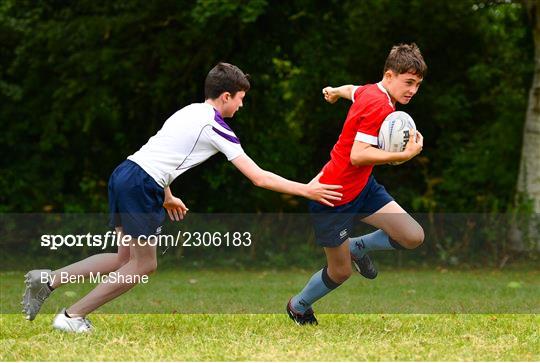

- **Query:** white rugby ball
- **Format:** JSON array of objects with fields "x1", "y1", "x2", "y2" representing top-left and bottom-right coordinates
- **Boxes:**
[{"x1": 378, "y1": 111, "x2": 416, "y2": 165}]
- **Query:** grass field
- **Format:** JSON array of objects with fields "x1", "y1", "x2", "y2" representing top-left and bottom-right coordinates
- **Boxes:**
[{"x1": 1, "y1": 268, "x2": 539, "y2": 361}]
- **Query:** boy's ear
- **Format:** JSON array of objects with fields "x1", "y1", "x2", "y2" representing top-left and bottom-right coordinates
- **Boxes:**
[
  {"x1": 384, "y1": 70, "x2": 395, "y2": 81},
  {"x1": 220, "y1": 92, "x2": 231, "y2": 103}
]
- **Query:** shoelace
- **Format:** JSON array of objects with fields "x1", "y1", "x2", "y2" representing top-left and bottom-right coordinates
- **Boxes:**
[
  {"x1": 83, "y1": 318, "x2": 92, "y2": 329},
  {"x1": 36, "y1": 291, "x2": 47, "y2": 302},
  {"x1": 34, "y1": 286, "x2": 50, "y2": 303}
]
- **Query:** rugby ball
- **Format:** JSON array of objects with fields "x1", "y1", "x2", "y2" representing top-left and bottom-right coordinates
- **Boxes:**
[{"x1": 378, "y1": 111, "x2": 416, "y2": 165}]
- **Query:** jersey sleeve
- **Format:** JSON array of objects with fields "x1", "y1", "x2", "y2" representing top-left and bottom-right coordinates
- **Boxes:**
[
  {"x1": 354, "y1": 100, "x2": 393, "y2": 145},
  {"x1": 351, "y1": 85, "x2": 363, "y2": 103},
  {"x1": 207, "y1": 124, "x2": 245, "y2": 161}
]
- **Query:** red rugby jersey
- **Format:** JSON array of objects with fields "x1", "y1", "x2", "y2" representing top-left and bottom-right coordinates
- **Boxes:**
[{"x1": 319, "y1": 83, "x2": 395, "y2": 205}]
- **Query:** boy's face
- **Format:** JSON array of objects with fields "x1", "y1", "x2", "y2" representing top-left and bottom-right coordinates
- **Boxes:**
[
  {"x1": 222, "y1": 91, "x2": 246, "y2": 118},
  {"x1": 385, "y1": 71, "x2": 423, "y2": 105}
]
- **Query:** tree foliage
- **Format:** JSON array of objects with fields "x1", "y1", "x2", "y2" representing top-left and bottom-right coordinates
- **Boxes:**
[{"x1": 0, "y1": 0, "x2": 533, "y2": 214}]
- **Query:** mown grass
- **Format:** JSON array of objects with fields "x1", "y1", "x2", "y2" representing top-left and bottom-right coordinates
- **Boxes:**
[
  {"x1": 1, "y1": 268, "x2": 539, "y2": 314},
  {"x1": 1, "y1": 268, "x2": 539, "y2": 361},
  {"x1": 1, "y1": 313, "x2": 538, "y2": 361}
]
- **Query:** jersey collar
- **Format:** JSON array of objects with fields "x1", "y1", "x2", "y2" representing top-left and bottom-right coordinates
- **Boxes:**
[
  {"x1": 204, "y1": 103, "x2": 234, "y2": 132},
  {"x1": 376, "y1": 82, "x2": 395, "y2": 109}
]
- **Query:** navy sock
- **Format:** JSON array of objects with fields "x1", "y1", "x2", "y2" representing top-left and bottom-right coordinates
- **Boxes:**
[
  {"x1": 290, "y1": 267, "x2": 341, "y2": 314},
  {"x1": 349, "y1": 229, "x2": 404, "y2": 259}
]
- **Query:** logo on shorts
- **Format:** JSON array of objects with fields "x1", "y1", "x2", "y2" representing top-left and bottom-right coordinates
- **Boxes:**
[
  {"x1": 339, "y1": 229, "x2": 348, "y2": 238},
  {"x1": 155, "y1": 226, "x2": 163, "y2": 234}
]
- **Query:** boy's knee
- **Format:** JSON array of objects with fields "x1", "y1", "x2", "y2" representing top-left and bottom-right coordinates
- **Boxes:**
[
  {"x1": 116, "y1": 254, "x2": 130, "y2": 269},
  {"x1": 134, "y1": 259, "x2": 157, "y2": 276},
  {"x1": 328, "y1": 265, "x2": 352, "y2": 284},
  {"x1": 409, "y1": 227, "x2": 425, "y2": 248},
  {"x1": 144, "y1": 260, "x2": 158, "y2": 275},
  {"x1": 394, "y1": 227, "x2": 424, "y2": 249}
]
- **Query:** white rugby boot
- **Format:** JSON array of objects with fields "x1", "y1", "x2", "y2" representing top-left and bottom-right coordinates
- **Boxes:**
[
  {"x1": 52, "y1": 308, "x2": 93, "y2": 333},
  {"x1": 22, "y1": 269, "x2": 53, "y2": 320}
]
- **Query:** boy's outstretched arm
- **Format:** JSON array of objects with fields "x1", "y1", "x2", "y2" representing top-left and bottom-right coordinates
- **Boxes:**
[
  {"x1": 322, "y1": 85, "x2": 357, "y2": 103},
  {"x1": 231, "y1": 154, "x2": 342, "y2": 207}
]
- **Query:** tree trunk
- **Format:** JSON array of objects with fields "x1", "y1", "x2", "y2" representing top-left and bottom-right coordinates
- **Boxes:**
[{"x1": 511, "y1": 0, "x2": 540, "y2": 250}]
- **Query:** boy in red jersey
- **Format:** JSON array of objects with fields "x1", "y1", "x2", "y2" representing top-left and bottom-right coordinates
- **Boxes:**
[{"x1": 287, "y1": 43, "x2": 427, "y2": 325}]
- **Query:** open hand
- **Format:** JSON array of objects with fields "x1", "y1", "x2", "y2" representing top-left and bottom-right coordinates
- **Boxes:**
[
  {"x1": 306, "y1": 172, "x2": 343, "y2": 207},
  {"x1": 163, "y1": 197, "x2": 189, "y2": 221}
]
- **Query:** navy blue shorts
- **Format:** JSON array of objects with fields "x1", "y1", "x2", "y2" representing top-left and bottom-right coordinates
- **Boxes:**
[
  {"x1": 309, "y1": 175, "x2": 394, "y2": 247},
  {"x1": 108, "y1": 160, "x2": 166, "y2": 238}
]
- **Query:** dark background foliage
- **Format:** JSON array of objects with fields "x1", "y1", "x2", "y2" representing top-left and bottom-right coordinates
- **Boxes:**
[{"x1": 0, "y1": 1, "x2": 535, "y2": 266}]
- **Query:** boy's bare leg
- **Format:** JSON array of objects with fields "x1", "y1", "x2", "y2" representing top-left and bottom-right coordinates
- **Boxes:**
[
  {"x1": 348, "y1": 202, "x2": 424, "y2": 278},
  {"x1": 324, "y1": 240, "x2": 353, "y2": 284},
  {"x1": 360, "y1": 201, "x2": 424, "y2": 248},
  {"x1": 49, "y1": 228, "x2": 130, "y2": 289},
  {"x1": 287, "y1": 242, "x2": 351, "y2": 325},
  {"x1": 66, "y1": 236, "x2": 157, "y2": 317},
  {"x1": 22, "y1": 228, "x2": 130, "y2": 320}
]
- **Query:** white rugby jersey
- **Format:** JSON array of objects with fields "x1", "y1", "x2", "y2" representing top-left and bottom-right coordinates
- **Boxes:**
[{"x1": 128, "y1": 102, "x2": 244, "y2": 188}]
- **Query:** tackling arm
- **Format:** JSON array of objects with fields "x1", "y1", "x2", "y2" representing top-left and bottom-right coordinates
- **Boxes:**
[{"x1": 231, "y1": 154, "x2": 342, "y2": 206}]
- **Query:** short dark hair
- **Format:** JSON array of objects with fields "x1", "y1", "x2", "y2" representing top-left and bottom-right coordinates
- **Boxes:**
[
  {"x1": 383, "y1": 43, "x2": 427, "y2": 78},
  {"x1": 204, "y1": 62, "x2": 250, "y2": 99}
]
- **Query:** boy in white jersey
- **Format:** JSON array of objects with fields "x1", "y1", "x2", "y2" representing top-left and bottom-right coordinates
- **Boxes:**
[{"x1": 22, "y1": 63, "x2": 342, "y2": 332}]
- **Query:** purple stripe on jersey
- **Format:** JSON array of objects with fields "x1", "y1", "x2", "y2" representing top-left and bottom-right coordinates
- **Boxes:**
[
  {"x1": 213, "y1": 109, "x2": 233, "y2": 132},
  {"x1": 212, "y1": 127, "x2": 240, "y2": 144}
]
